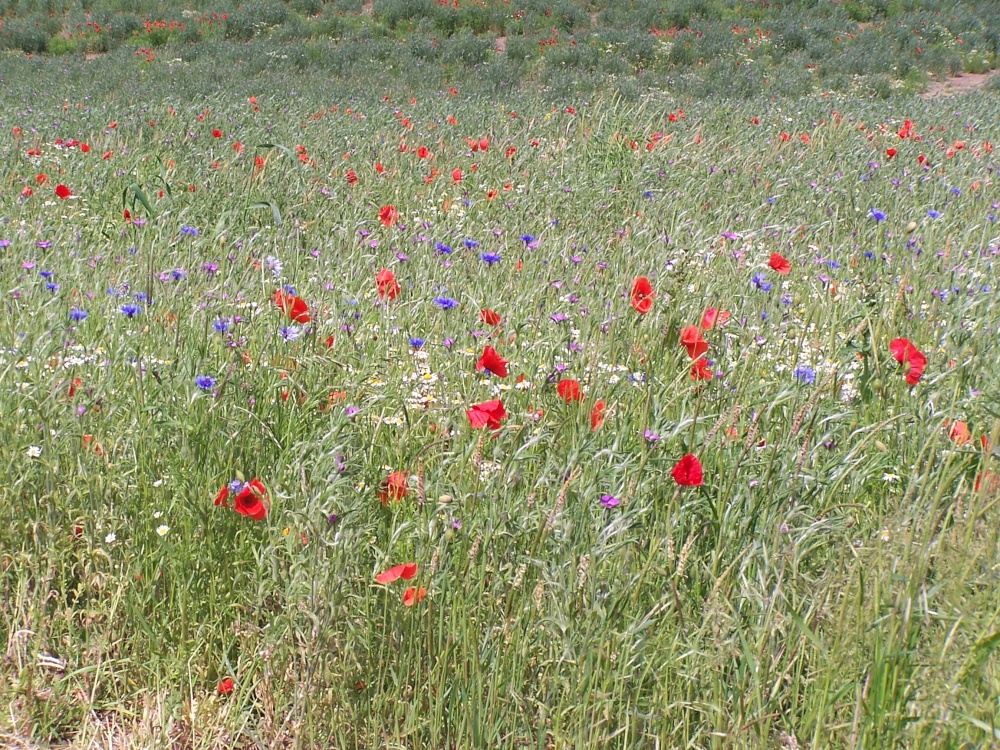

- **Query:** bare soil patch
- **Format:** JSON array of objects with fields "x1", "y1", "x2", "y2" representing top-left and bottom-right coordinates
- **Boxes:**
[{"x1": 921, "y1": 71, "x2": 997, "y2": 99}]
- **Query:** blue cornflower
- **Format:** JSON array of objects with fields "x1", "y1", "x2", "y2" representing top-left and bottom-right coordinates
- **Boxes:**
[
  {"x1": 767, "y1": 196, "x2": 777, "y2": 205},
  {"x1": 751, "y1": 273, "x2": 772, "y2": 292},
  {"x1": 279, "y1": 325, "x2": 301, "y2": 341},
  {"x1": 643, "y1": 191, "x2": 654, "y2": 199},
  {"x1": 952, "y1": 187, "x2": 961, "y2": 196},
  {"x1": 827, "y1": 260, "x2": 841, "y2": 269},
  {"x1": 195, "y1": 375, "x2": 216, "y2": 391},
  {"x1": 171, "y1": 268, "x2": 186, "y2": 280},
  {"x1": 180, "y1": 225, "x2": 199, "y2": 236},
  {"x1": 780, "y1": 293, "x2": 793, "y2": 305},
  {"x1": 133, "y1": 292, "x2": 148, "y2": 302},
  {"x1": 927, "y1": 209, "x2": 941, "y2": 219},
  {"x1": 228, "y1": 478, "x2": 245, "y2": 494},
  {"x1": 433, "y1": 296, "x2": 458, "y2": 310},
  {"x1": 864, "y1": 250, "x2": 875, "y2": 259},
  {"x1": 213, "y1": 319, "x2": 230, "y2": 333},
  {"x1": 870, "y1": 208, "x2": 887, "y2": 222},
  {"x1": 120, "y1": 303, "x2": 142, "y2": 317},
  {"x1": 793, "y1": 366, "x2": 816, "y2": 385},
  {"x1": 435, "y1": 242, "x2": 453, "y2": 255},
  {"x1": 463, "y1": 239, "x2": 479, "y2": 249},
  {"x1": 39, "y1": 270, "x2": 53, "y2": 279},
  {"x1": 69, "y1": 308, "x2": 88, "y2": 322},
  {"x1": 480, "y1": 252, "x2": 502, "y2": 265},
  {"x1": 520, "y1": 234, "x2": 535, "y2": 244},
  {"x1": 409, "y1": 337, "x2": 425, "y2": 349},
  {"x1": 282, "y1": 284, "x2": 296, "y2": 296},
  {"x1": 45, "y1": 282, "x2": 59, "y2": 293}
]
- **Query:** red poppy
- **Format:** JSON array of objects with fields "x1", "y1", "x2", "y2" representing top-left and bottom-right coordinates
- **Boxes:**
[
  {"x1": 55, "y1": 184, "x2": 72, "y2": 200},
  {"x1": 214, "y1": 486, "x2": 230, "y2": 508},
  {"x1": 416, "y1": 146, "x2": 430, "y2": 159},
  {"x1": 80, "y1": 143, "x2": 90, "y2": 153},
  {"x1": 976, "y1": 472, "x2": 1000, "y2": 494},
  {"x1": 889, "y1": 338, "x2": 926, "y2": 386},
  {"x1": 233, "y1": 479, "x2": 269, "y2": 520},
  {"x1": 378, "y1": 204, "x2": 399, "y2": 228},
  {"x1": 451, "y1": 168, "x2": 462, "y2": 183},
  {"x1": 591, "y1": 400, "x2": 605, "y2": 431},
  {"x1": 700, "y1": 308, "x2": 730, "y2": 330},
  {"x1": 218, "y1": 677, "x2": 234, "y2": 695},
  {"x1": 375, "y1": 161, "x2": 385, "y2": 174},
  {"x1": 630, "y1": 277, "x2": 655, "y2": 314},
  {"x1": 768, "y1": 253, "x2": 791, "y2": 275},
  {"x1": 671, "y1": 454, "x2": 703, "y2": 487},
  {"x1": 886, "y1": 147, "x2": 897, "y2": 159},
  {"x1": 345, "y1": 169, "x2": 358, "y2": 185},
  {"x1": 21, "y1": 187, "x2": 33, "y2": 198},
  {"x1": 36, "y1": 173, "x2": 47, "y2": 185},
  {"x1": 375, "y1": 562, "x2": 418, "y2": 584},
  {"x1": 467, "y1": 399, "x2": 507, "y2": 430},
  {"x1": 480, "y1": 308, "x2": 501, "y2": 326},
  {"x1": 102, "y1": 150, "x2": 113, "y2": 160},
  {"x1": 378, "y1": 471, "x2": 410, "y2": 504},
  {"x1": 478, "y1": 137, "x2": 489, "y2": 151},
  {"x1": 272, "y1": 289, "x2": 311, "y2": 324},
  {"x1": 376, "y1": 268, "x2": 400, "y2": 300},
  {"x1": 679, "y1": 326, "x2": 708, "y2": 359},
  {"x1": 505, "y1": 146, "x2": 516, "y2": 159},
  {"x1": 477, "y1": 346, "x2": 508, "y2": 378},
  {"x1": 402, "y1": 586, "x2": 427, "y2": 606},
  {"x1": 945, "y1": 420, "x2": 971, "y2": 445},
  {"x1": 557, "y1": 379, "x2": 583, "y2": 403},
  {"x1": 690, "y1": 357, "x2": 712, "y2": 381}
]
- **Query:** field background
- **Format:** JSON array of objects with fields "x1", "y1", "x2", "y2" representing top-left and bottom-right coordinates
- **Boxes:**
[{"x1": 2, "y1": 1, "x2": 1000, "y2": 748}]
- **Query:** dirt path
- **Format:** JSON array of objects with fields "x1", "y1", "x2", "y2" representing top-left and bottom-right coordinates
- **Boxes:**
[
  {"x1": 361, "y1": 0, "x2": 373, "y2": 16},
  {"x1": 921, "y1": 71, "x2": 996, "y2": 99}
]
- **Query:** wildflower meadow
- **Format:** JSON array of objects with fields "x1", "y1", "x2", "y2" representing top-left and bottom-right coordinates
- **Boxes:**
[{"x1": 2, "y1": 39, "x2": 1000, "y2": 749}]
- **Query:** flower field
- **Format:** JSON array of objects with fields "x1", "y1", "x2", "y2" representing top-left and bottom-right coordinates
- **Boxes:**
[{"x1": 2, "y1": 60, "x2": 1000, "y2": 748}]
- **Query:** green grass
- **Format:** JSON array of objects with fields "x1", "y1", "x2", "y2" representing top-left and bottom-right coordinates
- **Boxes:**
[{"x1": 1, "y1": 55, "x2": 1000, "y2": 748}]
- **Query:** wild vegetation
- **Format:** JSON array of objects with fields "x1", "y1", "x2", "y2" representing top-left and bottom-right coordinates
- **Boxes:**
[{"x1": 2, "y1": 2, "x2": 1000, "y2": 748}]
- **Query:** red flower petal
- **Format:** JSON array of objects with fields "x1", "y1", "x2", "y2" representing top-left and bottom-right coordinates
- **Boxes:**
[
  {"x1": 630, "y1": 277, "x2": 655, "y2": 314},
  {"x1": 768, "y1": 253, "x2": 791, "y2": 275},
  {"x1": 557, "y1": 379, "x2": 583, "y2": 403},
  {"x1": 477, "y1": 346, "x2": 508, "y2": 378},
  {"x1": 467, "y1": 399, "x2": 507, "y2": 430},
  {"x1": 671, "y1": 454, "x2": 704, "y2": 487},
  {"x1": 480, "y1": 308, "x2": 501, "y2": 326},
  {"x1": 590, "y1": 399, "x2": 605, "y2": 431},
  {"x1": 55, "y1": 184, "x2": 72, "y2": 200},
  {"x1": 402, "y1": 586, "x2": 427, "y2": 606}
]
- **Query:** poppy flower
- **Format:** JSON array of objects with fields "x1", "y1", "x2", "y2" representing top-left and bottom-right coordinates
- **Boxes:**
[
  {"x1": 55, "y1": 184, "x2": 72, "y2": 200},
  {"x1": 212, "y1": 129, "x2": 222, "y2": 138},
  {"x1": 376, "y1": 268, "x2": 401, "y2": 300},
  {"x1": 214, "y1": 485, "x2": 230, "y2": 508},
  {"x1": 679, "y1": 326, "x2": 708, "y2": 359},
  {"x1": 480, "y1": 308, "x2": 501, "y2": 326},
  {"x1": 671, "y1": 454, "x2": 703, "y2": 487},
  {"x1": 557, "y1": 379, "x2": 583, "y2": 403},
  {"x1": 452, "y1": 168, "x2": 463, "y2": 183},
  {"x1": 590, "y1": 400, "x2": 605, "y2": 431},
  {"x1": 477, "y1": 346, "x2": 509, "y2": 378},
  {"x1": 36, "y1": 173, "x2": 47, "y2": 185},
  {"x1": 945, "y1": 420, "x2": 971, "y2": 445},
  {"x1": 630, "y1": 277, "x2": 655, "y2": 314},
  {"x1": 378, "y1": 204, "x2": 399, "y2": 228},
  {"x1": 345, "y1": 169, "x2": 358, "y2": 185},
  {"x1": 218, "y1": 678, "x2": 234, "y2": 695},
  {"x1": 375, "y1": 562, "x2": 418, "y2": 584},
  {"x1": 889, "y1": 338, "x2": 926, "y2": 386},
  {"x1": 233, "y1": 479, "x2": 269, "y2": 520},
  {"x1": 700, "y1": 308, "x2": 730, "y2": 330},
  {"x1": 467, "y1": 399, "x2": 507, "y2": 430},
  {"x1": 886, "y1": 147, "x2": 897, "y2": 159},
  {"x1": 273, "y1": 289, "x2": 311, "y2": 324},
  {"x1": 402, "y1": 586, "x2": 427, "y2": 606},
  {"x1": 768, "y1": 253, "x2": 791, "y2": 275},
  {"x1": 479, "y1": 137, "x2": 489, "y2": 151},
  {"x1": 378, "y1": 471, "x2": 410, "y2": 504},
  {"x1": 505, "y1": 146, "x2": 516, "y2": 158},
  {"x1": 690, "y1": 357, "x2": 712, "y2": 381}
]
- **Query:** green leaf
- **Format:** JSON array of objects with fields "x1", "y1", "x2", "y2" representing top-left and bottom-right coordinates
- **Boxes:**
[{"x1": 248, "y1": 200, "x2": 282, "y2": 227}]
